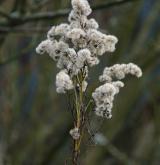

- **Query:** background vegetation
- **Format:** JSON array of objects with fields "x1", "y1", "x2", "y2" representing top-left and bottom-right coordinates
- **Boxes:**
[{"x1": 0, "y1": 0, "x2": 160, "y2": 164}]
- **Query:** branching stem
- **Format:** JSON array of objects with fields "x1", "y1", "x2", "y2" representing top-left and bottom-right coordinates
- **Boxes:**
[{"x1": 72, "y1": 69, "x2": 86, "y2": 165}]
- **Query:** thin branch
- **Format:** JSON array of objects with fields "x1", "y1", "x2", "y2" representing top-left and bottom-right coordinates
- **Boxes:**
[
  {"x1": 0, "y1": 26, "x2": 49, "y2": 34},
  {"x1": 92, "y1": 0, "x2": 139, "y2": 11},
  {"x1": 21, "y1": 0, "x2": 139, "y2": 23},
  {"x1": 23, "y1": 9, "x2": 70, "y2": 23},
  {"x1": 0, "y1": 0, "x2": 139, "y2": 66},
  {"x1": 30, "y1": 0, "x2": 52, "y2": 11},
  {"x1": 0, "y1": 0, "x2": 139, "y2": 26}
]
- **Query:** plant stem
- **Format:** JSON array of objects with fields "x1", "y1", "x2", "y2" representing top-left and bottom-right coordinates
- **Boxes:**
[
  {"x1": 72, "y1": 139, "x2": 80, "y2": 165},
  {"x1": 72, "y1": 71, "x2": 85, "y2": 165}
]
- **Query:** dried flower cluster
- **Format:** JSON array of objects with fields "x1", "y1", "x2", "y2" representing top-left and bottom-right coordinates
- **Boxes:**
[
  {"x1": 36, "y1": 0, "x2": 118, "y2": 93},
  {"x1": 93, "y1": 63, "x2": 142, "y2": 118},
  {"x1": 36, "y1": 0, "x2": 142, "y2": 141}
]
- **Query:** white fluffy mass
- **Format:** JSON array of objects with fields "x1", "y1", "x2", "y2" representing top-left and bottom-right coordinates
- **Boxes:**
[
  {"x1": 70, "y1": 127, "x2": 80, "y2": 140},
  {"x1": 71, "y1": 0, "x2": 92, "y2": 16},
  {"x1": 36, "y1": 0, "x2": 118, "y2": 78},
  {"x1": 99, "y1": 63, "x2": 142, "y2": 83},
  {"x1": 56, "y1": 70, "x2": 74, "y2": 93},
  {"x1": 92, "y1": 63, "x2": 142, "y2": 118},
  {"x1": 92, "y1": 83, "x2": 123, "y2": 118},
  {"x1": 36, "y1": 0, "x2": 142, "y2": 119}
]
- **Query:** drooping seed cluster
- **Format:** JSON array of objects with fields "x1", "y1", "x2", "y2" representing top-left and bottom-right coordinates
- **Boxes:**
[
  {"x1": 92, "y1": 63, "x2": 142, "y2": 118},
  {"x1": 92, "y1": 82, "x2": 124, "y2": 118},
  {"x1": 99, "y1": 63, "x2": 142, "y2": 83},
  {"x1": 36, "y1": 0, "x2": 142, "y2": 120}
]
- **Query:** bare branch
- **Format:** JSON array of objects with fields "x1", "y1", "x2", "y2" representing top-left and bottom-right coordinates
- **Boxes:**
[
  {"x1": 0, "y1": 26, "x2": 49, "y2": 34},
  {"x1": 30, "y1": 0, "x2": 52, "y2": 11},
  {"x1": 92, "y1": 0, "x2": 139, "y2": 10},
  {"x1": 0, "y1": 0, "x2": 139, "y2": 66},
  {"x1": 21, "y1": 0, "x2": 139, "y2": 23},
  {"x1": 0, "y1": 0, "x2": 139, "y2": 26},
  {"x1": 23, "y1": 9, "x2": 70, "y2": 23}
]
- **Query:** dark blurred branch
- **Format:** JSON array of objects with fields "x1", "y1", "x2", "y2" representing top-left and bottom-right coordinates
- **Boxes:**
[
  {"x1": 0, "y1": 9, "x2": 10, "y2": 19},
  {"x1": 11, "y1": 0, "x2": 20, "y2": 12},
  {"x1": 92, "y1": 0, "x2": 139, "y2": 10},
  {"x1": 0, "y1": 0, "x2": 138, "y2": 26},
  {"x1": 22, "y1": 9, "x2": 70, "y2": 23},
  {"x1": 0, "y1": 0, "x2": 139, "y2": 66},
  {"x1": 21, "y1": 0, "x2": 139, "y2": 23},
  {"x1": 30, "y1": 0, "x2": 51, "y2": 11},
  {"x1": 0, "y1": 27, "x2": 49, "y2": 34}
]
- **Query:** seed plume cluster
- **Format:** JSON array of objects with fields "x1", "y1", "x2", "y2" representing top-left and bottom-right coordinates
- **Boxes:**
[{"x1": 36, "y1": 0, "x2": 142, "y2": 137}]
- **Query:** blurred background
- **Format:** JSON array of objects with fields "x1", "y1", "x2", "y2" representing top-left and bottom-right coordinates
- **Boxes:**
[{"x1": 0, "y1": 0, "x2": 160, "y2": 164}]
